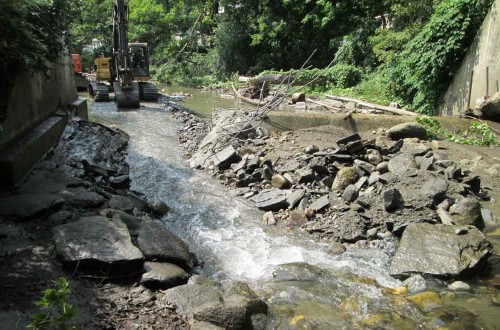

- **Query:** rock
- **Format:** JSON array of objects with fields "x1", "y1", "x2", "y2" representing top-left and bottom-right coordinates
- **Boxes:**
[
  {"x1": 213, "y1": 145, "x2": 239, "y2": 169},
  {"x1": 252, "y1": 139, "x2": 266, "y2": 146},
  {"x1": 321, "y1": 176, "x2": 334, "y2": 188},
  {"x1": 327, "y1": 242, "x2": 346, "y2": 255},
  {"x1": 406, "y1": 291, "x2": 441, "y2": 312},
  {"x1": 149, "y1": 201, "x2": 170, "y2": 216},
  {"x1": 309, "y1": 195, "x2": 330, "y2": 212},
  {"x1": 383, "y1": 188, "x2": 404, "y2": 212},
  {"x1": 447, "y1": 281, "x2": 470, "y2": 291},
  {"x1": 249, "y1": 189, "x2": 289, "y2": 211},
  {"x1": 337, "y1": 133, "x2": 361, "y2": 146},
  {"x1": 262, "y1": 211, "x2": 277, "y2": 225},
  {"x1": 449, "y1": 197, "x2": 484, "y2": 229},
  {"x1": 436, "y1": 208, "x2": 455, "y2": 225},
  {"x1": 286, "y1": 189, "x2": 305, "y2": 209},
  {"x1": 287, "y1": 210, "x2": 308, "y2": 227},
  {"x1": 163, "y1": 284, "x2": 222, "y2": 316},
  {"x1": 61, "y1": 188, "x2": 105, "y2": 209},
  {"x1": 52, "y1": 216, "x2": 144, "y2": 274},
  {"x1": 342, "y1": 185, "x2": 359, "y2": 203},
  {"x1": 366, "y1": 149, "x2": 382, "y2": 165},
  {"x1": 271, "y1": 174, "x2": 291, "y2": 189},
  {"x1": 332, "y1": 167, "x2": 358, "y2": 191},
  {"x1": 191, "y1": 321, "x2": 224, "y2": 330},
  {"x1": 463, "y1": 175, "x2": 481, "y2": 194},
  {"x1": 0, "y1": 194, "x2": 63, "y2": 220},
  {"x1": 193, "y1": 294, "x2": 267, "y2": 330},
  {"x1": 476, "y1": 92, "x2": 500, "y2": 120},
  {"x1": 225, "y1": 282, "x2": 258, "y2": 299},
  {"x1": 108, "y1": 194, "x2": 147, "y2": 213},
  {"x1": 272, "y1": 262, "x2": 323, "y2": 282},
  {"x1": 140, "y1": 262, "x2": 190, "y2": 290},
  {"x1": 366, "y1": 228, "x2": 378, "y2": 239},
  {"x1": 304, "y1": 145, "x2": 319, "y2": 154},
  {"x1": 47, "y1": 210, "x2": 73, "y2": 225},
  {"x1": 296, "y1": 168, "x2": 315, "y2": 184},
  {"x1": 375, "y1": 161, "x2": 389, "y2": 174},
  {"x1": 109, "y1": 175, "x2": 131, "y2": 189},
  {"x1": 137, "y1": 221, "x2": 197, "y2": 268},
  {"x1": 354, "y1": 176, "x2": 367, "y2": 190},
  {"x1": 262, "y1": 165, "x2": 273, "y2": 181},
  {"x1": 291, "y1": 93, "x2": 306, "y2": 104},
  {"x1": 418, "y1": 156, "x2": 434, "y2": 171},
  {"x1": 390, "y1": 223, "x2": 492, "y2": 277},
  {"x1": 420, "y1": 178, "x2": 448, "y2": 206},
  {"x1": 278, "y1": 159, "x2": 300, "y2": 172},
  {"x1": 403, "y1": 275, "x2": 427, "y2": 293},
  {"x1": 188, "y1": 275, "x2": 221, "y2": 287},
  {"x1": 481, "y1": 208, "x2": 495, "y2": 227},
  {"x1": 100, "y1": 208, "x2": 142, "y2": 232},
  {"x1": 387, "y1": 123, "x2": 428, "y2": 140},
  {"x1": 388, "y1": 152, "x2": 418, "y2": 176}
]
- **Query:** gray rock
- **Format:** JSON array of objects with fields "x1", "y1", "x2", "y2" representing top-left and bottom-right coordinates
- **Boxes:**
[
  {"x1": 403, "y1": 275, "x2": 427, "y2": 293},
  {"x1": 476, "y1": 91, "x2": 500, "y2": 120},
  {"x1": 188, "y1": 275, "x2": 221, "y2": 287},
  {"x1": 100, "y1": 208, "x2": 142, "y2": 232},
  {"x1": 449, "y1": 197, "x2": 484, "y2": 229},
  {"x1": 448, "y1": 281, "x2": 470, "y2": 291},
  {"x1": 366, "y1": 149, "x2": 382, "y2": 165},
  {"x1": 61, "y1": 188, "x2": 105, "y2": 209},
  {"x1": 108, "y1": 194, "x2": 147, "y2": 213},
  {"x1": 420, "y1": 178, "x2": 448, "y2": 206},
  {"x1": 376, "y1": 161, "x2": 389, "y2": 174},
  {"x1": 213, "y1": 145, "x2": 238, "y2": 169},
  {"x1": 262, "y1": 211, "x2": 277, "y2": 225},
  {"x1": 327, "y1": 242, "x2": 346, "y2": 255},
  {"x1": 191, "y1": 321, "x2": 224, "y2": 330},
  {"x1": 137, "y1": 221, "x2": 196, "y2": 268},
  {"x1": 437, "y1": 208, "x2": 455, "y2": 225},
  {"x1": 272, "y1": 262, "x2": 323, "y2": 282},
  {"x1": 354, "y1": 176, "x2": 368, "y2": 190},
  {"x1": 140, "y1": 262, "x2": 190, "y2": 290},
  {"x1": 388, "y1": 152, "x2": 418, "y2": 176},
  {"x1": 149, "y1": 201, "x2": 170, "y2": 216},
  {"x1": 193, "y1": 294, "x2": 267, "y2": 330},
  {"x1": 390, "y1": 223, "x2": 492, "y2": 277},
  {"x1": 309, "y1": 195, "x2": 330, "y2": 212},
  {"x1": 383, "y1": 188, "x2": 404, "y2": 212},
  {"x1": 387, "y1": 122, "x2": 428, "y2": 140},
  {"x1": 271, "y1": 174, "x2": 291, "y2": 189},
  {"x1": 286, "y1": 189, "x2": 305, "y2": 209},
  {"x1": 163, "y1": 284, "x2": 222, "y2": 316},
  {"x1": 47, "y1": 210, "x2": 73, "y2": 225},
  {"x1": 481, "y1": 209, "x2": 495, "y2": 227},
  {"x1": 336, "y1": 133, "x2": 361, "y2": 146},
  {"x1": 262, "y1": 165, "x2": 273, "y2": 181},
  {"x1": 52, "y1": 216, "x2": 143, "y2": 273},
  {"x1": 321, "y1": 176, "x2": 334, "y2": 188},
  {"x1": 418, "y1": 156, "x2": 434, "y2": 171},
  {"x1": 332, "y1": 167, "x2": 358, "y2": 191},
  {"x1": 296, "y1": 167, "x2": 315, "y2": 184},
  {"x1": 252, "y1": 139, "x2": 266, "y2": 146},
  {"x1": 304, "y1": 145, "x2": 319, "y2": 154},
  {"x1": 278, "y1": 159, "x2": 300, "y2": 172},
  {"x1": 342, "y1": 185, "x2": 359, "y2": 203},
  {"x1": 109, "y1": 175, "x2": 131, "y2": 189},
  {"x1": 0, "y1": 194, "x2": 63, "y2": 220},
  {"x1": 366, "y1": 228, "x2": 378, "y2": 239},
  {"x1": 249, "y1": 189, "x2": 289, "y2": 211}
]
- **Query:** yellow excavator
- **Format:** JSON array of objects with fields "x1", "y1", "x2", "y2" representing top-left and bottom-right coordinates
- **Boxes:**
[{"x1": 88, "y1": 0, "x2": 158, "y2": 108}]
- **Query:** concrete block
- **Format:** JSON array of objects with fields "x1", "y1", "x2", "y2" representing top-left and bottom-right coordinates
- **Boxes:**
[
  {"x1": 0, "y1": 115, "x2": 68, "y2": 188},
  {"x1": 72, "y1": 97, "x2": 88, "y2": 120}
]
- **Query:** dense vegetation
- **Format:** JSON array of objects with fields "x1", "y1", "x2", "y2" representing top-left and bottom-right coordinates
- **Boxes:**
[{"x1": 1, "y1": 0, "x2": 493, "y2": 114}]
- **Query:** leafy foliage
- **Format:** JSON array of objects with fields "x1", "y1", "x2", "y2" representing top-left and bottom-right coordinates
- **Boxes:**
[
  {"x1": 27, "y1": 277, "x2": 80, "y2": 330},
  {"x1": 416, "y1": 115, "x2": 499, "y2": 145},
  {"x1": 389, "y1": 0, "x2": 493, "y2": 114},
  {"x1": 0, "y1": 0, "x2": 77, "y2": 74}
]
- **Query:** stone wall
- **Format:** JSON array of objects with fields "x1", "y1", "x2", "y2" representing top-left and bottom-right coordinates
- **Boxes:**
[{"x1": 441, "y1": 0, "x2": 500, "y2": 115}]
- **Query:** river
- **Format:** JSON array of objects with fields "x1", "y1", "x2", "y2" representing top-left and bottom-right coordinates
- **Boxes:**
[{"x1": 88, "y1": 89, "x2": 499, "y2": 329}]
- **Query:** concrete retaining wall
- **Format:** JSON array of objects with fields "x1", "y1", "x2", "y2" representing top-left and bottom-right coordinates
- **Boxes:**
[
  {"x1": 441, "y1": 0, "x2": 500, "y2": 115},
  {"x1": 0, "y1": 55, "x2": 79, "y2": 188}
]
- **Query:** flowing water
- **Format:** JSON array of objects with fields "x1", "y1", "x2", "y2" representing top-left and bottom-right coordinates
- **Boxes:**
[{"x1": 89, "y1": 93, "x2": 499, "y2": 329}]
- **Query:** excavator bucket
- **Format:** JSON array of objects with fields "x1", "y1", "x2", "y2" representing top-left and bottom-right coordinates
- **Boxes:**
[{"x1": 114, "y1": 81, "x2": 140, "y2": 108}]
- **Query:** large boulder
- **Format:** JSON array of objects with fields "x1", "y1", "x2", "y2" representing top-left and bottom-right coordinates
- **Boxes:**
[
  {"x1": 140, "y1": 262, "x2": 190, "y2": 290},
  {"x1": 0, "y1": 194, "x2": 63, "y2": 220},
  {"x1": 390, "y1": 223, "x2": 492, "y2": 278},
  {"x1": 52, "y1": 216, "x2": 144, "y2": 274},
  {"x1": 475, "y1": 92, "x2": 500, "y2": 121},
  {"x1": 449, "y1": 197, "x2": 484, "y2": 229},
  {"x1": 387, "y1": 123, "x2": 428, "y2": 140},
  {"x1": 388, "y1": 152, "x2": 418, "y2": 176},
  {"x1": 137, "y1": 221, "x2": 197, "y2": 269},
  {"x1": 163, "y1": 284, "x2": 222, "y2": 316}
]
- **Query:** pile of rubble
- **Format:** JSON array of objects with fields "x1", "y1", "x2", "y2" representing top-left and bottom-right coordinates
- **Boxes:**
[{"x1": 173, "y1": 108, "x2": 494, "y2": 279}]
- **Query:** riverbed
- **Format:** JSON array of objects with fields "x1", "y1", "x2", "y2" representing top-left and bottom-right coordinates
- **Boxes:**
[{"x1": 89, "y1": 93, "x2": 500, "y2": 329}]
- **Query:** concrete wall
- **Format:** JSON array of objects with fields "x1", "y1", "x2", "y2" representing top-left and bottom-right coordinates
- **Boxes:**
[
  {"x1": 441, "y1": 0, "x2": 500, "y2": 115},
  {"x1": 0, "y1": 55, "x2": 77, "y2": 150}
]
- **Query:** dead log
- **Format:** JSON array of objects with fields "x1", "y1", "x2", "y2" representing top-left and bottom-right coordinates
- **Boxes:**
[
  {"x1": 231, "y1": 84, "x2": 269, "y2": 106},
  {"x1": 324, "y1": 94, "x2": 416, "y2": 116}
]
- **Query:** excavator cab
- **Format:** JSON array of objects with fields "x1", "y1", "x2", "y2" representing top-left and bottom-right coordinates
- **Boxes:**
[{"x1": 129, "y1": 42, "x2": 158, "y2": 101}]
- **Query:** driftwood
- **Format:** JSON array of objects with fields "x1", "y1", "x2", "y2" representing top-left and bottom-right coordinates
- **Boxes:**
[
  {"x1": 305, "y1": 98, "x2": 342, "y2": 112},
  {"x1": 231, "y1": 84, "x2": 270, "y2": 106},
  {"x1": 325, "y1": 94, "x2": 416, "y2": 116},
  {"x1": 251, "y1": 74, "x2": 296, "y2": 85}
]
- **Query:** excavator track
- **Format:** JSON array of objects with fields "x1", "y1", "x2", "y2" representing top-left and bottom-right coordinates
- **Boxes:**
[
  {"x1": 139, "y1": 82, "x2": 159, "y2": 101},
  {"x1": 89, "y1": 82, "x2": 110, "y2": 102}
]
